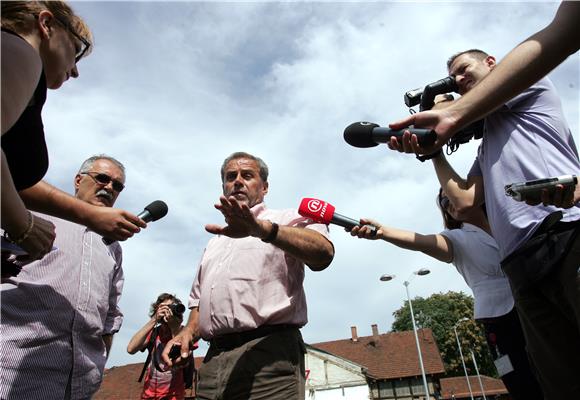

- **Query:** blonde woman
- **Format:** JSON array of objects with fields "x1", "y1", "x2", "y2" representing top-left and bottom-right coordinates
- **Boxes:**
[{"x1": 1, "y1": 1, "x2": 144, "y2": 262}]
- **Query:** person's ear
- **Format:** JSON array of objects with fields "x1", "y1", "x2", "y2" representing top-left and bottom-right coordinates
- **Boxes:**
[
  {"x1": 37, "y1": 10, "x2": 55, "y2": 40},
  {"x1": 485, "y1": 55, "x2": 497, "y2": 70},
  {"x1": 262, "y1": 181, "x2": 269, "y2": 197},
  {"x1": 74, "y1": 174, "x2": 82, "y2": 193}
]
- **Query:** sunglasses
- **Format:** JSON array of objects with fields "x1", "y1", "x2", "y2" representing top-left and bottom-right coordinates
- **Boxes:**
[
  {"x1": 53, "y1": 16, "x2": 91, "y2": 63},
  {"x1": 81, "y1": 172, "x2": 125, "y2": 192}
]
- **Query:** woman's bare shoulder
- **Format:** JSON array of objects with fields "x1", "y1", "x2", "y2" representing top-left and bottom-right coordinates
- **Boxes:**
[{"x1": 1, "y1": 31, "x2": 42, "y2": 134}]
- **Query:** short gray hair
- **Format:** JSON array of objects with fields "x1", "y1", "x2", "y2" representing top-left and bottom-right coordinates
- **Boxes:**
[
  {"x1": 220, "y1": 152, "x2": 268, "y2": 183},
  {"x1": 78, "y1": 154, "x2": 126, "y2": 179}
]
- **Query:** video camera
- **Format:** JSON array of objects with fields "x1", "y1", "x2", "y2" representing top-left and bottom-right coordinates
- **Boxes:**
[{"x1": 404, "y1": 76, "x2": 483, "y2": 154}]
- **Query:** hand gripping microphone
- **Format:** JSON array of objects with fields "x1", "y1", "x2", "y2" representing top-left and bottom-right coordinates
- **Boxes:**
[
  {"x1": 344, "y1": 122, "x2": 436, "y2": 148},
  {"x1": 298, "y1": 198, "x2": 377, "y2": 236},
  {"x1": 103, "y1": 200, "x2": 169, "y2": 245}
]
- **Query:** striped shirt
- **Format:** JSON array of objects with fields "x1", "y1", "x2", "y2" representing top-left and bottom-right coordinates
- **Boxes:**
[{"x1": 0, "y1": 214, "x2": 124, "y2": 400}]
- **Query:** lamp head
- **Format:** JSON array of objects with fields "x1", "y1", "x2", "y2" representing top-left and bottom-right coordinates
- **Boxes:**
[{"x1": 379, "y1": 274, "x2": 395, "y2": 282}]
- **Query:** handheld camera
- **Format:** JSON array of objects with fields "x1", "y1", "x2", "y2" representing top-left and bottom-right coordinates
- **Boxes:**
[
  {"x1": 404, "y1": 76, "x2": 484, "y2": 154},
  {"x1": 505, "y1": 175, "x2": 577, "y2": 202},
  {"x1": 169, "y1": 302, "x2": 186, "y2": 317}
]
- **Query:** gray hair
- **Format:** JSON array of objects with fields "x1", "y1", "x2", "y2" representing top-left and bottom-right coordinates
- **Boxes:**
[
  {"x1": 78, "y1": 154, "x2": 126, "y2": 179},
  {"x1": 447, "y1": 49, "x2": 489, "y2": 71},
  {"x1": 220, "y1": 152, "x2": 269, "y2": 183}
]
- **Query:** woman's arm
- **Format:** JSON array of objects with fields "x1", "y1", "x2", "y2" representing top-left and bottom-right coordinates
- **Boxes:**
[
  {"x1": 1, "y1": 152, "x2": 55, "y2": 259},
  {"x1": 20, "y1": 181, "x2": 146, "y2": 241},
  {"x1": 350, "y1": 218, "x2": 454, "y2": 263},
  {"x1": 127, "y1": 318, "x2": 157, "y2": 354}
]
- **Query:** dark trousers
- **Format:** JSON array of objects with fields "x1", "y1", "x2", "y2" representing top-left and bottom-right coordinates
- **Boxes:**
[
  {"x1": 482, "y1": 309, "x2": 543, "y2": 399},
  {"x1": 502, "y1": 223, "x2": 580, "y2": 400},
  {"x1": 196, "y1": 327, "x2": 305, "y2": 400}
]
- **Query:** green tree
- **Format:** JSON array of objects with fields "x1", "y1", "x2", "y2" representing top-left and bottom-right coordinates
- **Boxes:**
[{"x1": 391, "y1": 291, "x2": 496, "y2": 377}]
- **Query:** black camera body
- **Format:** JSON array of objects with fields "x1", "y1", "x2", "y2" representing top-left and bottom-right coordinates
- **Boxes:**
[
  {"x1": 404, "y1": 76, "x2": 458, "y2": 111},
  {"x1": 404, "y1": 76, "x2": 483, "y2": 153},
  {"x1": 169, "y1": 302, "x2": 185, "y2": 316}
]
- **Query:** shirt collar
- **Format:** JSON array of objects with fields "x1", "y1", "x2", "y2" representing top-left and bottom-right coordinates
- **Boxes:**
[{"x1": 250, "y1": 202, "x2": 267, "y2": 217}]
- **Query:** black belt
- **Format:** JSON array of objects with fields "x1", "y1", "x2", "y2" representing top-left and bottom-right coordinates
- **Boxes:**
[{"x1": 210, "y1": 324, "x2": 299, "y2": 350}]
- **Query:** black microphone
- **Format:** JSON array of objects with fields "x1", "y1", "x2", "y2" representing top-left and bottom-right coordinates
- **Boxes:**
[
  {"x1": 103, "y1": 200, "x2": 168, "y2": 245},
  {"x1": 137, "y1": 200, "x2": 169, "y2": 223},
  {"x1": 344, "y1": 122, "x2": 436, "y2": 148}
]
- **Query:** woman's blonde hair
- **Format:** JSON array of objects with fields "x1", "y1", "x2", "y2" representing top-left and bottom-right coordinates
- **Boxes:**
[{"x1": 1, "y1": 1, "x2": 92, "y2": 57}]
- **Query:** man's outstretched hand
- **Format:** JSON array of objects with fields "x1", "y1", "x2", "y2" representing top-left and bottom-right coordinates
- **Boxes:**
[
  {"x1": 387, "y1": 108, "x2": 460, "y2": 155},
  {"x1": 205, "y1": 196, "x2": 268, "y2": 239}
]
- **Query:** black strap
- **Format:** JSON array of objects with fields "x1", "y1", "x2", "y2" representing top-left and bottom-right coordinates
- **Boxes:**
[
  {"x1": 137, "y1": 324, "x2": 160, "y2": 382},
  {"x1": 416, "y1": 149, "x2": 442, "y2": 162}
]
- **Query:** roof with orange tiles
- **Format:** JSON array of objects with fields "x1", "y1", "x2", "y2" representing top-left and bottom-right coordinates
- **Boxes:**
[
  {"x1": 310, "y1": 328, "x2": 445, "y2": 380},
  {"x1": 440, "y1": 375, "x2": 508, "y2": 399}
]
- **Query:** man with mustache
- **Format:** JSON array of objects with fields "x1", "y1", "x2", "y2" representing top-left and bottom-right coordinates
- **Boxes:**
[
  {"x1": 1, "y1": 155, "x2": 128, "y2": 400},
  {"x1": 163, "y1": 151, "x2": 335, "y2": 400}
]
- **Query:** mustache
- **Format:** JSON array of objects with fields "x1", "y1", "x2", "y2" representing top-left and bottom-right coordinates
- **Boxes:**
[{"x1": 96, "y1": 189, "x2": 113, "y2": 201}]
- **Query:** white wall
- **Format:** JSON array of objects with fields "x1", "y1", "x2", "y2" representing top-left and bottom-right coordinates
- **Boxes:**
[
  {"x1": 306, "y1": 353, "x2": 366, "y2": 388},
  {"x1": 305, "y1": 348, "x2": 370, "y2": 399},
  {"x1": 307, "y1": 385, "x2": 370, "y2": 400}
]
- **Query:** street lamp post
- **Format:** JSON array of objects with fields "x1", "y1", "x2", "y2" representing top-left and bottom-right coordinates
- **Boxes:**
[
  {"x1": 470, "y1": 349, "x2": 487, "y2": 400},
  {"x1": 381, "y1": 268, "x2": 431, "y2": 400},
  {"x1": 453, "y1": 318, "x2": 474, "y2": 400}
]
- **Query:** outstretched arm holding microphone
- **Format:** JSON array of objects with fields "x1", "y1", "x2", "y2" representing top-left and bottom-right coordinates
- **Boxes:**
[{"x1": 350, "y1": 217, "x2": 453, "y2": 263}]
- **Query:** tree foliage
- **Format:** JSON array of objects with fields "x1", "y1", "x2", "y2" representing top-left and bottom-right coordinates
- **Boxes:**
[{"x1": 391, "y1": 291, "x2": 496, "y2": 377}]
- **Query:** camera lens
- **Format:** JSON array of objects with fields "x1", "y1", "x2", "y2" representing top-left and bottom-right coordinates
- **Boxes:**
[{"x1": 169, "y1": 303, "x2": 185, "y2": 315}]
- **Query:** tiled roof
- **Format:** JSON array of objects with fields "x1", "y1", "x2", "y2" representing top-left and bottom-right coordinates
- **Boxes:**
[
  {"x1": 96, "y1": 328, "x2": 446, "y2": 397},
  {"x1": 440, "y1": 375, "x2": 508, "y2": 399},
  {"x1": 310, "y1": 328, "x2": 445, "y2": 380},
  {"x1": 93, "y1": 358, "x2": 204, "y2": 400}
]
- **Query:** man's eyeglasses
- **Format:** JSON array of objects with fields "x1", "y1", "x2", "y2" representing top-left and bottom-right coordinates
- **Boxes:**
[
  {"x1": 53, "y1": 16, "x2": 91, "y2": 63},
  {"x1": 439, "y1": 195, "x2": 450, "y2": 211},
  {"x1": 81, "y1": 172, "x2": 125, "y2": 192}
]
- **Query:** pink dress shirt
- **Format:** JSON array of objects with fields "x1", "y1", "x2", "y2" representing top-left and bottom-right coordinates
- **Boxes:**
[{"x1": 188, "y1": 203, "x2": 330, "y2": 339}]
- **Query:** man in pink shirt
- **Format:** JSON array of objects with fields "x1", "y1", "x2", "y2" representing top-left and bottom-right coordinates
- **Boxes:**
[{"x1": 163, "y1": 151, "x2": 335, "y2": 400}]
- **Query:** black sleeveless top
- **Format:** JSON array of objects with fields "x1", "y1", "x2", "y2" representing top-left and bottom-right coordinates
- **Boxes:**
[{"x1": 1, "y1": 29, "x2": 49, "y2": 191}]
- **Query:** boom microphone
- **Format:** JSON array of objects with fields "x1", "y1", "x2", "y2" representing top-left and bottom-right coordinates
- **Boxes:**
[
  {"x1": 344, "y1": 122, "x2": 436, "y2": 148},
  {"x1": 103, "y1": 200, "x2": 168, "y2": 244},
  {"x1": 298, "y1": 198, "x2": 377, "y2": 236}
]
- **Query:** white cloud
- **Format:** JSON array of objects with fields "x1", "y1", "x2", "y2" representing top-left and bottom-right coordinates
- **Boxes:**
[{"x1": 35, "y1": 1, "x2": 577, "y2": 368}]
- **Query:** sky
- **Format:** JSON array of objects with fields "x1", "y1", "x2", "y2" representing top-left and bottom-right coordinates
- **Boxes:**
[{"x1": 39, "y1": 0, "x2": 579, "y2": 368}]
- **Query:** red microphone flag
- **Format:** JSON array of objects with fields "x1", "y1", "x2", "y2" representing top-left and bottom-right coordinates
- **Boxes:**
[{"x1": 298, "y1": 198, "x2": 336, "y2": 224}]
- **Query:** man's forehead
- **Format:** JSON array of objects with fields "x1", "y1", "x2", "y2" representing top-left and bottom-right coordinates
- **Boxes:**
[
  {"x1": 92, "y1": 159, "x2": 125, "y2": 180},
  {"x1": 225, "y1": 158, "x2": 259, "y2": 171},
  {"x1": 450, "y1": 53, "x2": 476, "y2": 71}
]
